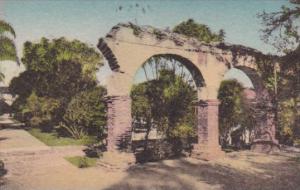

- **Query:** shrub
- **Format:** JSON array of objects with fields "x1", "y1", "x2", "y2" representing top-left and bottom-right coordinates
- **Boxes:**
[
  {"x1": 83, "y1": 142, "x2": 106, "y2": 158},
  {"x1": 22, "y1": 92, "x2": 60, "y2": 131},
  {"x1": 60, "y1": 87, "x2": 107, "y2": 139},
  {"x1": 65, "y1": 156, "x2": 97, "y2": 168}
]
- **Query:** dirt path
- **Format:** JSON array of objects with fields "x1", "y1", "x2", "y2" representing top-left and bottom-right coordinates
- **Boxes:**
[
  {"x1": 1, "y1": 128, "x2": 300, "y2": 190},
  {"x1": 0, "y1": 129, "x2": 48, "y2": 151},
  {"x1": 2, "y1": 150, "x2": 300, "y2": 190}
]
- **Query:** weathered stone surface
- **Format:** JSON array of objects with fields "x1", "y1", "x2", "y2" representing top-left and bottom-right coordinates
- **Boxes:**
[
  {"x1": 192, "y1": 99, "x2": 225, "y2": 160},
  {"x1": 99, "y1": 23, "x2": 279, "y2": 159}
]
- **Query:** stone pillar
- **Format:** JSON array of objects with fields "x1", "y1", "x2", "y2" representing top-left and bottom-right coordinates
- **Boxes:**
[
  {"x1": 266, "y1": 110, "x2": 278, "y2": 144},
  {"x1": 251, "y1": 102, "x2": 280, "y2": 153},
  {"x1": 192, "y1": 99, "x2": 224, "y2": 160},
  {"x1": 107, "y1": 95, "x2": 132, "y2": 152}
]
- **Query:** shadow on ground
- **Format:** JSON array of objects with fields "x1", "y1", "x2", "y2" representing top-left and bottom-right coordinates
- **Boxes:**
[{"x1": 104, "y1": 152, "x2": 300, "y2": 190}]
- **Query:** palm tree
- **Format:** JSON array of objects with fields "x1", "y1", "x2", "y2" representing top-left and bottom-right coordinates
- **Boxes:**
[{"x1": 0, "y1": 19, "x2": 18, "y2": 82}]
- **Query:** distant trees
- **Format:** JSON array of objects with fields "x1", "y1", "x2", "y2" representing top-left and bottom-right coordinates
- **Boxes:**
[
  {"x1": 173, "y1": 19, "x2": 225, "y2": 43},
  {"x1": 10, "y1": 37, "x2": 106, "y2": 140},
  {"x1": 218, "y1": 80, "x2": 255, "y2": 148},
  {"x1": 0, "y1": 20, "x2": 18, "y2": 81}
]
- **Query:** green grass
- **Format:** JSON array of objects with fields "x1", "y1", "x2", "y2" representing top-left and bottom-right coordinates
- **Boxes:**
[
  {"x1": 65, "y1": 156, "x2": 97, "y2": 168},
  {"x1": 28, "y1": 128, "x2": 97, "y2": 146},
  {"x1": 294, "y1": 139, "x2": 300, "y2": 147}
]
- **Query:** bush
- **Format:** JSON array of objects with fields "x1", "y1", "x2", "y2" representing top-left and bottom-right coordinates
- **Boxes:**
[
  {"x1": 22, "y1": 92, "x2": 60, "y2": 131},
  {"x1": 83, "y1": 142, "x2": 106, "y2": 158},
  {"x1": 65, "y1": 156, "x2": 97, "y2": 168},
  {"x1": 60, "y1": 87, "x2": 107, "y2": 139}
]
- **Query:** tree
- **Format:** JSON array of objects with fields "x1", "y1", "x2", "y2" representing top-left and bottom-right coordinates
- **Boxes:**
[
  {"x1": 131, "y1": 68, "x2": 197, "y2": 155},
  {"x1": 258, "y1": 0, "x2": 300, "y2": 53},
  {"x1": 21, "y1": 37, "x2": 102, "y2": 79},
  {"x1": 218, "y1": 80, "x2": 255, "y2": 148},
  {"x1": 0, "y1": 20, "x2": 18, "y2": 81},
  {"x1": 259, "y1": 0, "x2": 300, "y2": 145},
  {"x1": 218, "y1": 80, "x2": 243, "y2": 147},
  {"x1": 173, "y1": 19, "x2": 225, "y2": 43},
  {"x1": 10, "y1": 37, "x2": 104, "y2": 134}
]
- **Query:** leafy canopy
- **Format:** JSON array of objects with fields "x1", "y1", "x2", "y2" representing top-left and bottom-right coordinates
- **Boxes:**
[
  {"x1": 173, "y1": 19, "x2": 225, "y2": 43},
  {"x1": 21, "y1": 37, "x2": 102, "y2": 79},
  {"x1": 0, "y1": 19, "x2": 18, "y2": 81},
  {"x1": 10, "y1": 38, "x2": 104, "y2": 136},
  {"x1": 131, "y1": 69, "x2": 197, "y2": 139}
]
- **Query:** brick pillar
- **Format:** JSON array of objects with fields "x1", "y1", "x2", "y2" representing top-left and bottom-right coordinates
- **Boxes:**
[
  {"x1": 251, "y1": 102, "x2": 279, "y2": 153},
  {"x1": 192, "y1": 99, "x2": 224, "y2": 160},
  {"x1": 107, "y1": 95, "x2": 132, "y2": 152}
]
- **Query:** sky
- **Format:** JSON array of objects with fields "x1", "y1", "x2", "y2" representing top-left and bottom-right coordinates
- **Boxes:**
[{"x1": 0, "y1": 0, "x2": 292, "y2": 87}]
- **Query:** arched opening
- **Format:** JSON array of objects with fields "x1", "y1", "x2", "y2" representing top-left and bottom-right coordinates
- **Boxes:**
[
  {"x1": 130, "y1": 54, "x2": 205, "y2": 162},
  {"x1": 218, "y1": 66, "x2": 275, "y2": 149},
  {"x1": 218, "y1": 67, "x2": 257, "y2": 151}
]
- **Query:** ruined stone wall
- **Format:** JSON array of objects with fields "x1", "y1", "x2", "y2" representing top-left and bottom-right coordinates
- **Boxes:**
[{"x1": 99, "y1": 23, "x2": 279, "y2": 156}]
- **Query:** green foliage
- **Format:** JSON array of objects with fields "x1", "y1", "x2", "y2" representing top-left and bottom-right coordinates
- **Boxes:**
[
  {"x1": 28, "y1": 128, "x2": 97, "y2": 146},
  {"x1": 10, "y1": 37, "x2": 106, "y2": 142},
  {"x1": 0, "y1": 19, "x2": 18, "y2": 81},
  {"x1": 131, "y1": 69, "x2": 197, "y2": 141},
  {"x1": 0, "y1": 20, "x2": 16, "y2": 37},
  {"x1": 65, "y1": 156, "x2": 97, "y2": 168},
  {"x1": 21, "y1": 37, "x2": 102, "y2": 78},
  {"x1": 278, "y1": 98, "x2": 300, "y2": 144},
  {"x1": 22, "y1": 92, "x2": 60, "y2": 130},
  {"x1": 255, "y1": 56, "x2": 278, "y2": 92},
  {"x1": 218, "y1": 80, "x2": 255, "y2": 147},
  {"x1": 61, "y1": 87, "x2": 107, "y2": 139},
  {"x1": 173, "y1": 19, "x2": 225, "y2": 43},
  {"x1": 258, "y1": 2, "x2": 300, "y2": 53},
  {"x1": 170, "y1": 124, "x2": 195, "y2": 139},
  {"x1": 0, "y1": 37, "x2": 17, "y2": 62}
]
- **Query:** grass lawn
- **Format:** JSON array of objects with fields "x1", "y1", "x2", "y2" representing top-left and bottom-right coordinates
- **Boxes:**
[
  {"x1": 28, "y1": 128, "x2": 97, "y2": 146},
  {"x1": 65, "y1": 156, "x2": 97, "y2": 168}
]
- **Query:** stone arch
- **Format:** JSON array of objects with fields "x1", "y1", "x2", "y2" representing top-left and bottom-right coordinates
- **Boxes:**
[
  {"x1": 234, "y1": 66, "x2": 265, "y2": 95},
  {"x1": 221, "y1": 65, "x2": 278, "y2": 152},
  {"x1": 103, "y1": 50, "x2": 214, "y2": 153},
  {"x1": 131, "y1": 53, "x2": 206, "y2": 89},
  {"x1": 98, "y1": 23, "x2": 278, "y2": 159}
]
